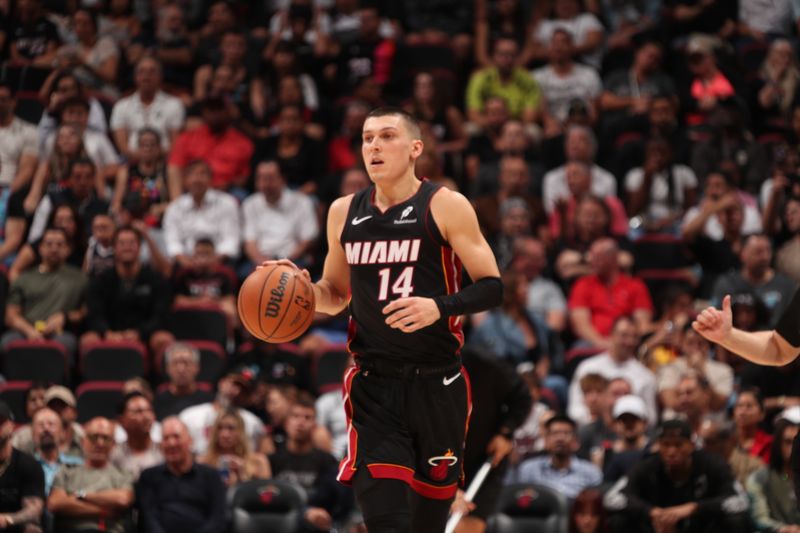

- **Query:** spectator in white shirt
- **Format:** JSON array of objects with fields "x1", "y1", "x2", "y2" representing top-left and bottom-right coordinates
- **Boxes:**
[
  {"x1": 533, "y1": 29, "x2": 602, "y2": 136},
  {"x1": 110, "y1": 56, "x2": 185, "y2": 161},
  {"x1": 568, "y1": 316, "x2": 658, "y2": 426},
  {"x1": 162, "y1": 160, "x2": 241, "y2": 268},
  {"x1": 242, "y1": 161, "x2": 319, "y2": 271},
  {"x1": 542, "y1": 125, "x2": 616, "y2": 213}
]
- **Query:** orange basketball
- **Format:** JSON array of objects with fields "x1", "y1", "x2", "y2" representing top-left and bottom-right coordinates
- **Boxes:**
[{"x1": 238, "y1": 264, "x2": 316, "y2": 343}]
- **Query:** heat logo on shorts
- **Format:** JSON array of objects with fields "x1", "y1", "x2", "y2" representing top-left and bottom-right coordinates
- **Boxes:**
[
  {"x1": 427, "y1": 449, "x2": 458, "y2": 481},
  {"x1": 265, "y1": 271, "x2": 290, "y2": 317}
]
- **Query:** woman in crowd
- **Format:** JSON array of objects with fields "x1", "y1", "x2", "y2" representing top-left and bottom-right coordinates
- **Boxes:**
[
  {"x1": 199, "y1": 408, "x2": 271, "y2": 487},
  {"x1": 752, "y1": 39, "x2": 800, "y2": 136},
  {"x1": 111, "y1": 128, "x2": 168, "y2": 228},
  {"x1": 734, "y1": 387, "x2": 773, "y2": 463},
  {"x1": 569, "y1": 488, "x2": 609, "y2": 533},
  {"x1": 747, "y1": 418, "x2": 800, "y2": 531},
  {"x1": 56, "y1": 8, "x2": 120, "y2": 100},
  {"x1": 404, "y1": 71, "x2": 467, "y2": 158}
]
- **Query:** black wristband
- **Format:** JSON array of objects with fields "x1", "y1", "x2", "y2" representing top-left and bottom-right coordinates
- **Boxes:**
[{"x1": 433, "y1": 276, "x2": 503, "y2": 317}]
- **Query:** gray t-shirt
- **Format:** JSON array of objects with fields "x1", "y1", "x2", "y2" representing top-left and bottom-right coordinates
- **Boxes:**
[
  {"x1": 711, "y1": 271, "x2": 798, "y2": 327},
  {"x1": 526, "y1": 276, "x2": 566, "y2": 323},
  {"x1": 52, "y1": 463, "x2": 133, "y2": 533}
]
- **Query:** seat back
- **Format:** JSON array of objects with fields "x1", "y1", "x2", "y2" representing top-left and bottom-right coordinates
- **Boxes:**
[
  {"x1": 0, "y1": 381, "x2": 32, "y2": 423},
  {"x1": 80, "y1": 341, "x2": 147, "y2": 381},
  {"x1": 486, "y1": 484, "x2": 569, "y2": 533},
  {"x1": 229, "y1": 479, "x2": 307, "y2": 533},
  {"x1": 4, "y1": 340, "x2": 69, "y2": 384},
  {"x1": 313, "y1": 346, "x2": 350, "y2": 394},
  {"x1": 168, "y1": 304, "x2": 229, "y2": 349},
  {"x1": 75, "y1": 381, "x2": 125, "y2": 423}
]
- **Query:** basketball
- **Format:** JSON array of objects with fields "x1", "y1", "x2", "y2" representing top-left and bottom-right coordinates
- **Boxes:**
[{"x1": 238, "y1": 264, "x2": 316, "y2": 343}]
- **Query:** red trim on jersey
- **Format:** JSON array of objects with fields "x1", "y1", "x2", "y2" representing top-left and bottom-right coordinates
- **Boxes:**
[
  {"x1": 367, "y1": 463, "x2": 459, "y2": 499},
  {"x1": 345, "y1": 317, "x2": 357, "y2": 355},
  {"x1": 440, "y1": 247, "x2": 465, "y2": 353},
  {"x1": 337, "y1": 365, "x2": 360, "y2": 484},
  {"x1": 460, "y1": 366, "x2": 473, "y2": 483}
]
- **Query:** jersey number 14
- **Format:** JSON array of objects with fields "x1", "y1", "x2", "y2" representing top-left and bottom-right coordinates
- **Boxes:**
[{"x1": 377, "y1": 266, "x2": 415, "y2": 300}]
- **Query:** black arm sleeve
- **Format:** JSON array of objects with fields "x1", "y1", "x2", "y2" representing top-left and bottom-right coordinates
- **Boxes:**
[
  {"x1": 776, "y1": 288, "x2": 800, "y2": 348},
  {"x1": 434, "y1": 276, "x2": 503, "y2": 317}
]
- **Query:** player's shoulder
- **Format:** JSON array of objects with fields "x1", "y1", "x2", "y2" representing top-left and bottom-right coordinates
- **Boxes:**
[
  {"x1": 329, "y1": 193, "x2": 356, "y2": 221},
  {"x1": 429, "y1": 185, "x2": 472, "y2": 212}
]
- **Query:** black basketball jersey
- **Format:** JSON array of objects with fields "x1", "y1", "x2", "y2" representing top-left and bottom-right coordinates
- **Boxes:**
[{"x1": 341, "y1": 179, "x2": 464, "y2": 366}]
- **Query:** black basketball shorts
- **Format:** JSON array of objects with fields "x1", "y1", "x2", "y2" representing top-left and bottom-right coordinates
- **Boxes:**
[{"x1": 336, "y1": 359, "x2": 472, "y2": 500}]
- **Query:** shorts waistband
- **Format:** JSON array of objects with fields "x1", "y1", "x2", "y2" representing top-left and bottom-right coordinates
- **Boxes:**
[{"x1": 355, "y1": 357, "x2": 461, "y2": 379}]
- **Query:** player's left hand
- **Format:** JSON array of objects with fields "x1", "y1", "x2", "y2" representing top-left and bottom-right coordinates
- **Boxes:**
[
  {"x1": 383, "y1": 297, "x2": 441, "y2": 332},
  {"x1": 486, "y1": 434, "x2": 514, "y2": 466}
]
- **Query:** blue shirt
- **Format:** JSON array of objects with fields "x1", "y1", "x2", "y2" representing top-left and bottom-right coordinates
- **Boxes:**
[
  {"x1": 515, "y1": 455, "x2": 602, "y2": 499},
  {"x1": 34, "y1": 452, "x2": 84, "y2": 495}
]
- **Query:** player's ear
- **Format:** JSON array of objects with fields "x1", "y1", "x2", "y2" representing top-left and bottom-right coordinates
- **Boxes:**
[{"x1": 411, "y1": 138, "x2": 424, "y2": 158}]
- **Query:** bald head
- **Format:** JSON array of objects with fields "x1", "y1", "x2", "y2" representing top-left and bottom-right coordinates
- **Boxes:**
[{"x1": 161, "y1": 416, "x2": 194, "y2": 471}]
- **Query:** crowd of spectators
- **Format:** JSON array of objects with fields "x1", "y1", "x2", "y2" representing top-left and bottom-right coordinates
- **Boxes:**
[{"x1": 3, "y1": 0, "x2": 800, "y2": 531}]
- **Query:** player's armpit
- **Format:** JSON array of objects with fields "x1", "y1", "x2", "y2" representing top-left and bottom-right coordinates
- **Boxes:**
[
  {"x1": 315, "y1": 196, "x2": 353, "y2": 315},
  {"x1": 430, "y1": 188, "x2": 500, "y2": 281}
]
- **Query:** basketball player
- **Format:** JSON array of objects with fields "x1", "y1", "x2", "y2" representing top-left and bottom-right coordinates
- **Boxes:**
[{"x1": 264, "y1": 107, "x2": 502, "y2": 532}]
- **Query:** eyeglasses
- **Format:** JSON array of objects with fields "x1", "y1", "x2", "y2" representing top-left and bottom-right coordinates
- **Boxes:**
[{"x1": 87, "y1": 433, "x2": 113, "y2": 444}]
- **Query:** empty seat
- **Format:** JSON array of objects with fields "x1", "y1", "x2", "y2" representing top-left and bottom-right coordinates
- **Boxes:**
[
  {"x1": 314, "y1": 346, "x2": 350, "y2": 394},
  {"x1": 168, "y1": 303, "x2": 229, "y2": 349},
  {"x1": 4, "y1": 340, "x2": 69, "y2": 384},
  {"x1": 0, "y1": 381, "x2": 32, "y2": 423},
  {"x1": 80, "y1": 340, "x2": 147, "y2": 381},
  {"x1": 76, "y1": 381, "x2": 125, "y2": 423},
  {"x1": 229, "y1": 479, "x2": 307, "y2": 533},
  {"x1": 486, "y1": 484, "x2": 570, "y2": 533},
  {"x1": 157, "y1": 340, "x2": 226, "y2": 384}
]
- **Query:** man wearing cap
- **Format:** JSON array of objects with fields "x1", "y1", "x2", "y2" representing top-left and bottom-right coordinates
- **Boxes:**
[
  {"x1": 602, "y1": 395, "x2": 651, "y2": 482},
  {"x1": 178, "y1": 368, "x2": 265, "y2": 455},
  {"x1": 0, "y1": 400, "x2": 45, "y2": 531},
  {"x1": 48, "y1": 417, "x2": 134, "y2": 533},
  {"x1": 13, "y1": 386, "x2": 84, "y2": 459},
  {"x1": 604, "y1": 419, "x2": 749, "y2": 533}
]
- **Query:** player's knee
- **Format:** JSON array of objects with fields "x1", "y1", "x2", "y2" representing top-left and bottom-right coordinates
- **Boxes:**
[{"x1": 363, "y1": 510, "x2": 411, "y2": 533}]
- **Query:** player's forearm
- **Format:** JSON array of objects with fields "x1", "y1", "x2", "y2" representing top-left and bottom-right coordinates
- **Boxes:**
[
  {"x1": 718, "y1": 329, "x2": 795, "y2": 366},
  {"x1": 313, "y1": 280, "x2": 347, "y2": 316}
]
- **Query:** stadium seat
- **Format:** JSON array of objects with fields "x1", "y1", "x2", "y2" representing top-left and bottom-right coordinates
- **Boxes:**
[
  {"x1": 3, "y1": 340, "x2": 69, "y2": 385},
  {"x1": 168, "y1": 303, "x2": 229, "y2": 349},
  {"x1": 75, "y1": 381, "x2": 125, "y2": 423},
  {"x1": 313, "y1": 346, "x2": 350, "y2": 394},
  {"x1": 229, "y1": 479, "x2": 307, "y2": 533},
  {"x1": 157, "y1": 340, "x2": 226, "y2": 384},
  {"x1": 486, "y1": 484, "x2": 570, "y2": 533},
  {"x1": 155, "y1": 381, "x2": 212, "y2": 394},
  {"x1": 80, "y1": 340, "x2": 147, "y2": 381},
  {"x1": 0, "y1": 381, "x2": 32, "y2": 423}
]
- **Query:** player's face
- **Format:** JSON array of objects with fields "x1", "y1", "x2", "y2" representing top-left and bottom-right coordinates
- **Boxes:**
[{"x1": 362, "y1": 115, "x2": 422, "y2": 184}]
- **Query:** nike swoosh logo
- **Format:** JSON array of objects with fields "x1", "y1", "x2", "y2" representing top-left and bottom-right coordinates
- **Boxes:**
[
  {"x1": 352, "y1": 216, "x2": 372, "y2": 225},
  {"x1": 443, "y1": 372, "x2": 461, "y2": 386}
]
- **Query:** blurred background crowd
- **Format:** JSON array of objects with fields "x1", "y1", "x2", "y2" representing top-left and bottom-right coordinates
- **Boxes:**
[{"x1": 3, "y1": 0, "x2": 800, "y2": 531}]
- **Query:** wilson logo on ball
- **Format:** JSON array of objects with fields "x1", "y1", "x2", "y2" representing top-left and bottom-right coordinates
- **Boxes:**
[{"x1": 265, "y1": 271, "x2": 291, "y2": 317}]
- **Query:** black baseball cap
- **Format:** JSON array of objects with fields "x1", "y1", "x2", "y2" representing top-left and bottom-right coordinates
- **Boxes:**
[{"x1": 657, "y1": 419, "x2": 692, "y2": 441}]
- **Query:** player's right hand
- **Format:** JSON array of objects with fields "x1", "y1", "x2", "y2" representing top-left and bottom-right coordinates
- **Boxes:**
[
  {"x1": 258, "y1": 259, "x2": 312, "y2": 283},
  {"x1": 692, "y1": 295, "x2": 732, "y2": 344}
]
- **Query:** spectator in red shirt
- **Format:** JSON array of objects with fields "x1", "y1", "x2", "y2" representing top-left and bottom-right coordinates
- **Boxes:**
[
  {"x1": 167, "y1": 96, "x2": 254, "y2": 200},
  {"x1": 568, "y1": 237, "x2": 653, "y2": 349}
]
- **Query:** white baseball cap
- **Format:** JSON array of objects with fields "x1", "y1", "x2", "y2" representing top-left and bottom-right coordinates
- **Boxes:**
[{"x1": 613, "y1": 395, "x2": 648, "y2": 420}]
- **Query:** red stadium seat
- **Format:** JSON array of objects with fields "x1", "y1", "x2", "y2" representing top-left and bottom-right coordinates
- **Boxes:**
[
  {"x1": 80, "y1": 340, "x2": 147, "y2": 381},
  {"x1": 0, "y1": 381, "x2": 32, "y2": 423},
  {"x1": 168, "y1": 303, "x2": 229, "y2": 350},
  {"x1": 75, "y1": 381, "x2": 126, "y2": 423},
  {"x1": 4, "y1": 340, "x2": 69, "y2": 385}
]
